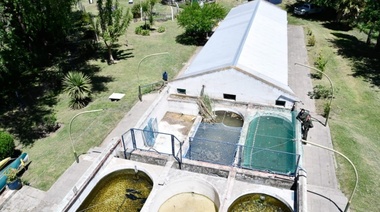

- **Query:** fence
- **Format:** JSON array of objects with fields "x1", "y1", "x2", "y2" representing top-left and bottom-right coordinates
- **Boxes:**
[
  {"x1": 138, "y1": 81, "x2": 165, "y2": 101},
  {"x1": 121, "y1": 128, "x2": 183, "y2": 168},
  {"x1": 185, "y1": 137, "x2": 300, "y2": 176}
]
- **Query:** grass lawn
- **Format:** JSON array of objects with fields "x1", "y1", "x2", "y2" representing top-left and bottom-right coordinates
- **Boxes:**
[
  {"x1": 21, "y1": 1, "x2": 197, "y2": 190},
  {"x1": 285, "y1": 2, "x2": 380, "y2": 211},
  {"x1": 20, "y1": 0, "x2": 243, "y2": 193},
  {"x1": 19, "y1": 1, "x2": 380, "y2": 212}
]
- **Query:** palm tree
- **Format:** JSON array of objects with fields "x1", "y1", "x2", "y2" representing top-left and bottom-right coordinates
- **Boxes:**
[{"x1": 63, "y1": 72, "x2": 92, "y2": 109}]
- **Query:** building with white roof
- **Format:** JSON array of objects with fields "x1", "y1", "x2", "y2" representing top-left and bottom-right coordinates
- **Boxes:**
[{"x1": 169, "y1": 0, "x2": 297, "y2": 108}]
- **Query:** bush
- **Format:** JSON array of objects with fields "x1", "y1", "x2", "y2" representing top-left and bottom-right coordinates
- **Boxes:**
[
  {"x1": 306, "y1": 27, "x2": 312, "y2": 36},
  {"x1": 63, "y1": 72, "x2": 92, "y2": 109},
  {"x1": 308, "y1": 34, "x2": 316, "y2": 46},
  {"x1": 0, "y1": 131, "x2": 15, "y2": 160},
  {"x1": 141, "y1": 29, "x2": 150, "y2": 36},
  {"x1": 42, "y1": 114, "x2": 59, "y2": 133},
  {"x1": 5, "y1": 168, "x2": 18, "y2": 183},
  {"x1": 131, "y1": 3, "x2": 142, "y2": 19},
  {"x1": 323, "y1": 102, "x2": 331, "y2": 118},
  {"x1": 308, "y1": 85, "x2": 332, "y2": 99},
  {"x1": 157, "y1": 26, "x2": 165, "y2": 33},
  {"x1": 135, "y1": 26, "x2": 142, "y2": 34},
  {"x1": 135, "y1": 24, "x2": 151, "y2": 36},
  {"x1": 314, "y1": 52, "x2": 328, "y2": 79}
]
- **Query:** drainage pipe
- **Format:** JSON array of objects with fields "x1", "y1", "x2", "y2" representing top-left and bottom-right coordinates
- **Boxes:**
[
  {"x1": 297, "y1": 168, "x2": 308, "y2": 212},
  {"x1": 301, "y1": 139, "x2": 358, "y2": 212}
]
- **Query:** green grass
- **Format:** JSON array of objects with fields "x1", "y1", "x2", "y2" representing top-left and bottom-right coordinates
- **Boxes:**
[
  {"x1": 21, "y1": 0, "x2": 240, "y2": 193},
  {"x1": 21, "y1": 1, "x2": 197, "y2": 191},
  {"x1": 20, "y1": 2, "x2": 380, "y2": 211},
  {"x1": 283, "y1": 1, "x2": 380, "y2": 211}
]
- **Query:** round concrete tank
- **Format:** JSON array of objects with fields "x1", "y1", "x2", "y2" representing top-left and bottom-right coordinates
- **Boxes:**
[
  {"x1": 77, "y1": 169, "x2": 153, "y2": 212},
  {"x1": 228, "y1": 193, "x2": 293, "y2": 212},
  {"x1": 149, "y1": 177, "x2": 220, "y2": 212}
]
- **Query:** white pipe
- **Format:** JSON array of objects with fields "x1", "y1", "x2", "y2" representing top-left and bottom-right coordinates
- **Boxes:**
[{"x1": 301, "y1": 139, "x2": 358, "y2": 212}]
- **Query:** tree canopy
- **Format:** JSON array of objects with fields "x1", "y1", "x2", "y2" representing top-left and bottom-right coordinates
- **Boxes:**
[
  {"x1": 95, "y1": 0, "x2": 132, "y2": 63},
  {"x1": 177, "y1": 2, "x2": 227, "y2": 44},
  {"x1": 358, "y1": 0, "x2": 380, "y2": 48},
  {"x1": 0, "y1": 0, "x2": 76, "y2": 110},
  {"x1": 314, "y1": 0, "x2": 380, "y2": 49},
  {"x1": 0, "y1": 0, "x2": 92, "y2": 145}
]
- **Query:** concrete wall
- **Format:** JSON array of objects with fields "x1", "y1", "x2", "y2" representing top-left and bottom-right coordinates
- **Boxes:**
[
  {"x1": 169, "y1": 69, "x2": 295, "y2": 109},
  {"x1": 167, "y1": 97, "x2": 199, "y2": 116}
]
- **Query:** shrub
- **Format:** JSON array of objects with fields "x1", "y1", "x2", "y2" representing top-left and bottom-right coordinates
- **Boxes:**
[
  {"x1": 0, "y1": 131, "x2": 15, "y2": 160},
  {"x1": 42, "y1": 114, "x2": 59, "y2": 133},
  {"x1": 323, "y1": 102, "x2": 331, "y2": 118},
  {"x1": 141, "y1": 29, "x2": 150, "y2": 36},
  {"x1": 308, "y1": 85, "x2": 332, "y2": 99},
  {"x1": 5, "y1": 168, "x2": 19, "y2": 183},
  {"x1": 306, "y1": 27, "x2": 312, "y2": 36},
  {"x1": 135, "y1": 26, "x2": 142, "y2": 34},
  {"x1": 131, "y1": 3, "x2": 142, "y2": 19},
  {"x1": 314, "y1": 52, "x2": 328, "y2": 79},
  {"x1": 63, "y1": 72, "x2": 92, "y2": 109},
  {"x1": 135, "y1": 24, "x2": 151, "y2": 36},
  {"x1": 308, "y1": 34, "x2": 316, "y2": 46},
  {"x1": 157, "y1": 26, "x2": 165, "y2": 33}
]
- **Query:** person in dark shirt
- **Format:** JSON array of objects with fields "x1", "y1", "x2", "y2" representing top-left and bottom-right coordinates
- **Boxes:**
[
  {"x1": 296, "y1": 109, "x2": 308, "y2": 122},
  {"x1": 301, "y1": 114, "x2": 313, "y2": 140}
]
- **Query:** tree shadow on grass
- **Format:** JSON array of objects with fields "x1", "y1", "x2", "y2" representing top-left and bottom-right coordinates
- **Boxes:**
[
  {"x1": 176, "y1": 33, "x2": 207, "y2": 46},
  {"x1": 113, "y1": 48, "x2": 134, "y2": 61},
  {"x1": 329, "y1": 32, "x2": 380, "y2": 87},
  {"x1": 322, "y1": 22, "x2": 352, "y2": 32},
  {"x1": 91, "y1": 75, "x2": 114, "y2": 94},
  {"x1": 0, "y1": 101, "x2": 57, "y2": 147},
  {"x1": 0, "y1": 10, "x2": 138, "y2": 146},
  {"x1": 94, "y1": 45, "x2": 134, "y2": 65}
]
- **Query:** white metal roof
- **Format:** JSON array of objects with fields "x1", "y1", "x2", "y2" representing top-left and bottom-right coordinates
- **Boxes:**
[{"x1": 179, "y1": 0, "x2": 292, "y2": 93}]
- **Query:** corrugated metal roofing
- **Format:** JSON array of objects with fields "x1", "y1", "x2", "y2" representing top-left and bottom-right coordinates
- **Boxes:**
[{"x1": 179, "y1": 0, "x2": 292, "y2": 93}]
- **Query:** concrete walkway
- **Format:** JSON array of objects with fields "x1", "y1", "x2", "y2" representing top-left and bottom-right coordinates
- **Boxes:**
[
  {"x1": 288, "y1": 25, "x2": 348, "y2": 211},
  {"x1": 0, "y1": 26, "x2": 348, "y2": 212},
  {"x1": 0, "y1": 93, "x2": 160, "y2": 211}
]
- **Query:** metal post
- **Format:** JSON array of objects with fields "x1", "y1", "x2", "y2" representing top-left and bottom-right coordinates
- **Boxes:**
[
  {"x1": 301, "y1": 139, "x2": 358, "y2": 212},
  {"x1": 179, "y1": 141, "x2": 182, "y2": 170},
  {"x1": 294, "y1": 63, "x2": 334, "y2": 126},
  {"x1": 171, "y1": 135, "x2": 175, "y2": 157},
  {"x1": 69, "y1": 109, "x2": 103, "y2": 163},
  {"x1": 138, "y1": 85, "x2": 142, "y2": 101},
  {"x1": 121, "y1": 132, "x2": 127, "y2": 159},
  {"x1": 131, "y1": 129, "x2": 137, "y2": 149}
]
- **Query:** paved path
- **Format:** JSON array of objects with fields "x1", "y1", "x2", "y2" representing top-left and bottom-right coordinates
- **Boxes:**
[
  {"x1": 0, "y1": 93, "x2": 159, "y2": 211},
  {"x1": 288, "y1": 25, "x2": 348, "y2": 212},
  {"x1": 0, "y1": 25, "x2": 349, "y2": 212}
]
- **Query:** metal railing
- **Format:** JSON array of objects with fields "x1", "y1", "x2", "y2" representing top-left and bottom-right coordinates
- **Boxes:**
[
  {"x1": 121, "y1": 128, "x2": 183, "y2": 169},
  {"x1": 138, "y1": 81, "x2": 165, "y2": 101},
  {"x1": 185, "y1": 136, "x2": 300, "y2": 176}
]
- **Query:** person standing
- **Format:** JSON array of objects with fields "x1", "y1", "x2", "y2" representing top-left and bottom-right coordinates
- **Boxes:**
[
  {"x1": 301, "y1": 114, "x2": 313, "y2": 140},
  {"x1": 296, "y1": 109, "x2": 308, "y2": 122}
]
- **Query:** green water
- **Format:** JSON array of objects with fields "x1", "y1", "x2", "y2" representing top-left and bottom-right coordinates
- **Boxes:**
[
  {"x1": 228, "y1": 193, "x2": 292, "y2": 212},
  {"x1": 77, "y1": 169, "x2": 153, "y2": 212}
]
